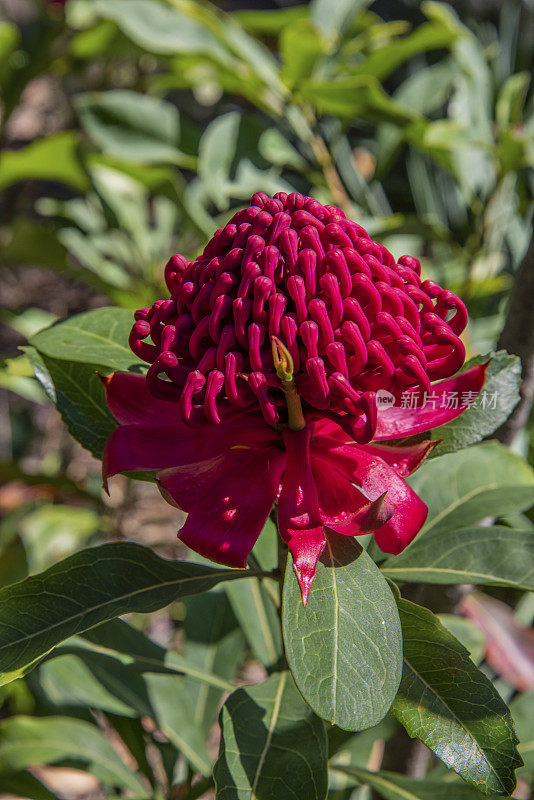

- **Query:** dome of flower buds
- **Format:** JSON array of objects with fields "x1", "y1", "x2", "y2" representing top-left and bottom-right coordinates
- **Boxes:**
[{"x1": 130, "y1": 191, "x2": 468, "y2": 440}]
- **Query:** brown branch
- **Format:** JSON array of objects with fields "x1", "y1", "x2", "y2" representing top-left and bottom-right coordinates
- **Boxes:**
[
  {"x1": 308, "y1": 134, "x2": 353, "y2": 217},
  {"x1": 495, "y1": 229, "x2": 534, "y2": 446}
]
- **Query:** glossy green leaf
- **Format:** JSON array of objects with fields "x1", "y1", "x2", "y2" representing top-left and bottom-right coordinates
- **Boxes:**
[
  {"x1": 77, "y1": 90, "x2": 194, "y2": 167},
  {"x1": 214, "y1": 671, "x2": 328, "y2": 800},
  {"x1": 0, "y1": 716, "x2": 148, "y2": 795},
  {"x1": 0, "y1": 542, "x2": 250, "y2": 687},
  {"x1": 29, "y1": 308, "x2": 144, "y2": 457},
  {"x1": 299, "y1": 75, "x2": 418, "y2": 125},
  {"x1": 225, "y1": 576, "x2": 282, "y2": 668},
  {"x1": 283, "y1": 534, "x2": 402, "y2": 731},
  {"x1": 183, "y1": 591, "x2": 245, "y2": 734},
  {"x1": 0, "y1": 133, "x2": 89, "y2": 192},
  {"x1": 334, "y1": 766, "x2": 504, "y2": 800},
  {"x1": 437, "y1": 615, "x2": 486, "y2": 664},
  {"x1": 30, "y1": 307, "x2": 142, "y2": 372},
  {"x1": 408, "y1": 441, "x2": 534, "y2": 539},
  {"x1": 393, "y1": 598, "x2": 522, "y2": 796},
  {"x1": 382, "y1": 526, "x2": 534, "y2": 589},
  {"x1": 30, "y1": 352, "x2": 117, "y2": 459},
  {"x1": 431, "y1": 352, "x2": 521, "y2": 456}
]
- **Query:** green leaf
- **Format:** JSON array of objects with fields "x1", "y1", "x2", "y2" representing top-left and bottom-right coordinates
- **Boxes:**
[
  {"x1": 30, "y1": 307, "x2": 142, "y2": 372},
  {"x1": 350, "y1": 19, "x2": 460, "y2": 82},
  {"x1": 35, "y1": 632, "x2": 224, "y2": 775},
  {"x1": 0, "y1": 133, "x2": 89, "y2": 192},
  {"x1": 0, "y1": 361, "x2": 45, "y2": 403},
  {"x1": 496, "y1": 72, "x2": 530, "y2": 128},
  {"x1": 20, "y1": 504, "x2": 100, "y2": 573},
  {"x1": 31, "y1": 353, "x2": 117, "y2": 459},
  {"x1": 68, "y1": 20, "x2": 119, "y2": 61},
  {"x1": 198, "y1": 111, "x2": 290, "y2": 210},
  {"x1": 29, "y1": 308, "x2": 145, "y2": 457},
  {"x1": 431, "y1": 352, "x2": 521, "y2": 456},
  {"x1": 143, "y1": 672, "x2": 212, "y2": 774},
  {"x1": 437, "y1": 615, "x2": 486, "y2": 664},
  {"x1": 408, "y1": 441, "x2": 534, "y2": 539},
  {"x1": 1, "y1": 218, "x2": 113, "y2": 292},
  {"x1": 225, "y1": 577, "x2": 282, "y2": 668},
  {"x1": 251, "y1": 517, "x2": 278, "y2": 572},
  {"x1": 280, "y1": 21, "x2": 326, "y2": 87},
  {"x1": 77, "y1": 90, "x2": 195, "y2": 167},
  {"x1": 258, "y1": 128, "x2": 305, "y2": 170},
  {"x1": 510, "y1": 689, "x2": 534, "y2": 773},
  {"x1": 92, "y1": 0, "x2": 229, "y2": 61},
  {"x1": 0, "y1": 533, "x2": 27, "y2": 589},
  {"x1": 0, "y1": 21, "x2": 19, "y2": 71},
  {"x1": 299, "y1": 75, "x2": 419, "y2": 125},
  {"x1": 0, "y1": 716, "x2": 148, "y2": 795},
  {"x1": 382, "y1": 526, "x2": 534, "y2": 590},
  {"x1": 328, "y1": 719, "x2": 398, "y2": 795},
  {"x1": 377, "y1": 61, "x2": 456, "y2": 170},
  {"x1": 282, "y1": 533, "x2": 402, "y2": 731},
  {"x1": 214, "y1": 671, "x2": 328, "y2": 800},
  {"x1": 0, "y1": 771, "x2": 59, "y2": 800},
  {"x1": 183, "y1": 591, "x2": 245, "y2": 734},
  {"x1": 61, "y1": 617, "x2": 235, "y2": 690},
  {"x1": 310, "y1": 0, "x2": 371, "y2": 43},
  {"x1": 38, "y1": 652, "x2": 144, "y2": 717},
  {"x1": 334, "y1": 766, "x2": 504, "y2": 800},
  {"x1": 233, "y1": 7, "x2": 307, "y2": 36},
  {"x1": 392, "y1": 598, "x2": 522, "y2": 796},
  {"x1": 0, "y1": 542, "x2": 250, "y2": 687}
]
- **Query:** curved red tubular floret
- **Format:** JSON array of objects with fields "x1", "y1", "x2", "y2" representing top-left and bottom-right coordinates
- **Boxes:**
[{"x1": 129, "y1": 192, "x2": 468, "y2": 442}]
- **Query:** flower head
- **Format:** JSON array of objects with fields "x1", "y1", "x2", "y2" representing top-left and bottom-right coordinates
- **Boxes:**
[
  {"x1": 130, "y1": 191, "x2": 468, "y2": 442},
  {"x1": 104, "y1": 192, "x2": 486, "y2": 602}
]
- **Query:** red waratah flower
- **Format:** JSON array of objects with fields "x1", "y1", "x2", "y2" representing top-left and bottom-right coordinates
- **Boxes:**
[{"x1": 102, "y1": 191, "x2": 486, "y2": 602}]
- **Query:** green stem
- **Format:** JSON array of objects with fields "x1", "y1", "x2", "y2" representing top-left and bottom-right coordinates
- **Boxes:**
[{"x1": 281, "y1": 379, "x2": 306, "y2": 431}]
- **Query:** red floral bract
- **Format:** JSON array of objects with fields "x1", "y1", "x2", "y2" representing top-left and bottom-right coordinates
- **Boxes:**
[{"x1": 103, "y1": 192, "x2": 487, "y2": 601}]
